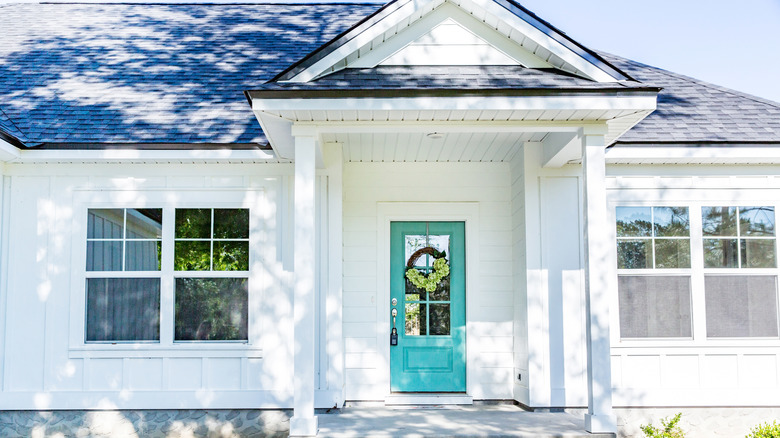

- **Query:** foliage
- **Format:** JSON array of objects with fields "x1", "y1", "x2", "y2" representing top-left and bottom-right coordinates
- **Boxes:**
[
  {"x1": 406, "y1": 257, "x2": 450, "y2": 292},
  {"x1": 747, "y1": 421, "x2": 780, "y2": 438},
  {"x1": 640, "y1": 413, "x2": 686, "y2": 438}
]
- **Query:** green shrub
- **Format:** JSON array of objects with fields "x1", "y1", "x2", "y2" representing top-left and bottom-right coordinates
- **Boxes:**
[
  {"x1": 640, "y1": 413, "x2": 685, "y2": 438},
  {"x1": 747, "y1": 421, "x2": 780, "y2": 438}
]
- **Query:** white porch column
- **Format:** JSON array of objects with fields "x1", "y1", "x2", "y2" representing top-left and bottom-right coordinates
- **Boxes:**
[
  {"x1": 581, "y1": 126, "x2": 617, "y2": 433},
  {"x1": 290, "y1": 133, "x2": 318, "y2": 437}
]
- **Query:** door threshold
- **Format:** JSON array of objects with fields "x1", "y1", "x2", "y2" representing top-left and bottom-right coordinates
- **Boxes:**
[{"x1": 385, "y1": 393, "x2": 473, "y2": 406}]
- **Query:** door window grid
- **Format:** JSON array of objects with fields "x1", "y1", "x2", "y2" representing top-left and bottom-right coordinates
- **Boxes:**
[
  {"x1": 404, "y1": 229, "x2": 451, "y2": 337},
  {"x1": 614, "y1": 203, "x2": 780, "y2": 342}
]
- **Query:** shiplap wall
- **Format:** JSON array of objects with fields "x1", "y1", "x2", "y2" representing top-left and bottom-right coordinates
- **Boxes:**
[
  {"x1": 342, "y1": 161, "x2": 515, "y2": 400},
  {"x1": 0, "y1": 163, "x2": 331, "y2": 410},
  {"x1": 607, "y1": 165, "x2": 780, "y2": 407}
]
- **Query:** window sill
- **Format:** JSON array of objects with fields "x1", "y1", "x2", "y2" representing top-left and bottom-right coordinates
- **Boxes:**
[{"x1": 69, "y1": 344, "x2": 263, "y2": 359}]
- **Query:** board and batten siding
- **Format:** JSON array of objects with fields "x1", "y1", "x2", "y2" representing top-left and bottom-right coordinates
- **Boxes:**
[
  {"x1": 513, "y1": 142, "x2": 589, "y2": 408},
  {"x1": 342, "y1": 162, "x2": 515, "y2": 400},
  {"x1": 607, "y1": 165, "x2": 780, "y2": 407},
  {"x1": 0, "y1": 163, "x2": 340, "y2": 410}
]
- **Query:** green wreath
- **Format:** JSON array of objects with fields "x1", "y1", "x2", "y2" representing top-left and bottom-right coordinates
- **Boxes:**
[{"x1": 405, "y1": 247, "x2": 450, "y2": 292}]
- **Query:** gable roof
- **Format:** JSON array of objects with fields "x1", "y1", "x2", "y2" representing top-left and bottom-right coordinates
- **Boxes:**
[
  {"x1": 271, "y1": 0, "x2": 633, "y2": 83},
  {"x1": 0, "y1": 2, "x2": 779, "y2": 149}
]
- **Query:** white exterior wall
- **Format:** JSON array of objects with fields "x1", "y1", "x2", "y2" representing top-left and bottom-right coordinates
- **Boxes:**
[
  {"x1": 515, "y1": 143, "x2": 590, "y2": 408},
  {"x1": 607, "y1": 164, "x2": 780, "y2": 407},
  {"x1": 0, "y1": 162, "x2": 341, "y2": 410},
  {"x1": 342, "y1": 162, "x2": 515, "y2": 400}
]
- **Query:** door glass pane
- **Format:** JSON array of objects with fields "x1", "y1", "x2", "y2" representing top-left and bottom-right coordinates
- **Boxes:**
[
  {"x1": 405, "y1": 279, "x2": 423, "y2": 302},
  {"x1": 405, "y1": 235, "x2": 428, "y2": 267},
  {"x1": 405, "y1": 302, "x2": 426, "y2": 336},
  {"x1": 429, "y1": 303, "x2": 450, "y2": 335},
  {"x1": 429, "y1": 277, "x2": 450, "y2": 301}
]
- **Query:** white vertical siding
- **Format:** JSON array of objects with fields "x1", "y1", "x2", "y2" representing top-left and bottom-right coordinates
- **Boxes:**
[
  {"x1": 342, "y1": 162, "x2": 515, "y2": 400},
  {"x1": 607, "y1": 167, "x2": 780, "y2": 407},
  {"x1": 0, "y1": 163, "x2": 330, "y2": 410}
]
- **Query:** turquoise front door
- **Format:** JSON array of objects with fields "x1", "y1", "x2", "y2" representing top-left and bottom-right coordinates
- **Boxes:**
[{"x1": 390, "y1": 221, "x2": 466, "y2": 392}]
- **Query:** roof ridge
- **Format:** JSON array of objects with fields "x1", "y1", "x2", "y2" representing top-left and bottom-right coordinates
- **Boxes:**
[{"x1": 603, "y1": 51, "x2": 780, "y2": 110}]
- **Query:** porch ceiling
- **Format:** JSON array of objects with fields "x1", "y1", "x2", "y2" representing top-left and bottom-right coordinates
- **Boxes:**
[{"x1": 322, "y1": 130, "x2": 545, "y2": 162}]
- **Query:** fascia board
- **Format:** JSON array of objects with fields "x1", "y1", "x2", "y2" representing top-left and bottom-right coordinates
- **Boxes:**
[
  {"x1": 463, "y1": 0, "x2": 620, "y2": 82},
  {"x1": 11, "y1": 149, "x2": 278, "y2": 163},
  {"x1": 0, "y1": 138, "x2": 21, "y2": 162},
  {"x1": 349, "y1": 3, "x2": 551, "y2": 69},
  {"x1": 287, "y1": 0, "x2": 444, "y2": 82},
  {"x1": 252, "y1": 94, "x2": 658, "y2": 113},
  {"x1": 606, "y1": 145, "x2": 780, "y2": 164}
]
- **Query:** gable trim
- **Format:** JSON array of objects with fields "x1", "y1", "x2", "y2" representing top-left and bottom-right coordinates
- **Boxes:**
[
  {"x1": 271, "y1": 0, "x2": 413, "y2": 83},
  {"x1": 272, "y1": 0, "x2": 634, "y2": 84},
  {"x1": 348, "y1": 3, "x2": 551, "y2": 68}
]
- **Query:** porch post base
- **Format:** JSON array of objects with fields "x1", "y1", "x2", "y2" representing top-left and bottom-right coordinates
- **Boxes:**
[
  {"x1": 584, "y1": 413, "x2": 617, "y2": 434},
  {"x1": 289, "y1": 416, "x2": 318, "y2": 437}
]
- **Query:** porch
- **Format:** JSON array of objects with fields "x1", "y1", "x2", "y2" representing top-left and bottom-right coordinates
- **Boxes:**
[{"x1": 318, "y1": 404, "x2": 615, "y2": 438}]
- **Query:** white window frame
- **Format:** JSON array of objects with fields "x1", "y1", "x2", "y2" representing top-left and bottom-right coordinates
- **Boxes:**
[
  {"x1": 68, "y1": 189, "x2": 270, "y2": 358},
  {"x1": 609, "y1": 196, "x2": 780, "y2": 348}
]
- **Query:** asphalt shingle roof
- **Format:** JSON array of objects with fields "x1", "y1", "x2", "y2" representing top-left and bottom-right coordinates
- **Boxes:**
[
  {"x1": 0, "y1": 2, "x2": 381, "y2": 146},
  {"x1": 603, "y1": 53, "x2": 780, "y2": 144},
  {"x1": 1, "y1": 2, "x2": 779, "y2": 147}
]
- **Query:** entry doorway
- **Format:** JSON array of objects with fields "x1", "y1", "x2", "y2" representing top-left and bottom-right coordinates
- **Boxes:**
[{"x1": 389, "y1": 221, "x2": 466, "y2": 392}]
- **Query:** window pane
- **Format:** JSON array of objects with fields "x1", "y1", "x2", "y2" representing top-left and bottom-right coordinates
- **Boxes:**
[
  {"x1": 703, "y1": 238, "x2": 738, "y2": 268},
  {"x1": 740, "y1": 206, "x2": 775, "y2": 237},
  {"x1": 175, "y1": 278, "x2": 248, "y2": 341},
  {"x1": 214, "y1": 209, "x2": 249, "y2": 239},
  {"x1": 405, "y1": 302, "x2": 426, "y2": 336},
  {"x1": 213, "y1": 241, "x2": 249, "y2": 271},
  {"x1": 429, "y1": 303, "x2": 450, "y2": 335},
  {"x1": 126, "y1": 209, "x2": 163, "y2": 239},
  {"x1": 174, "y1": 241, "x2": 211, "y2": 271},
  {"x1": 616, "y1": 207, "x2": 652, "y2": 237},
  {"x1": 705, "y1": 275, "x2": 779, "y2": 338},
  {"x1": 86, "y1": 241, "x2": 122, "y2": 271},
  {"x1": 86, "y1": 278, "x2": 160, "y2": 342},
  {"x1": 618, "y1": 276, "x2": 692, "y2": 338},
  {"x1": 702, "y1": 206, "x2": 737, "y2": 236},
  {"x1": 655, "y1": 239, "x2": 691, "y2": 269},
  {"x1": 175, "y1": 209, "x2": 211, "y2": 239},
  {"x1": 653, "y1": 207, "x2": 689, "y2": 237},
  {"x1": 88, "y1": 209, "x2": 124, "y2": 239},
  {"x1": 742, "y1": 239, "x2": 777, "y2": 269},
  {"x1": 617, "y1": 240, "x2": 652, "y2": 269},
  {"x1": 125, "y1": 240, "x2": 162, "y2": 271}
]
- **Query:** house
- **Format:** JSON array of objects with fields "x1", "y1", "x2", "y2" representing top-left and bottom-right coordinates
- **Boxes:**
[{"x1": 1, "y1": 0, "x2": 780, "y2": 437}]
